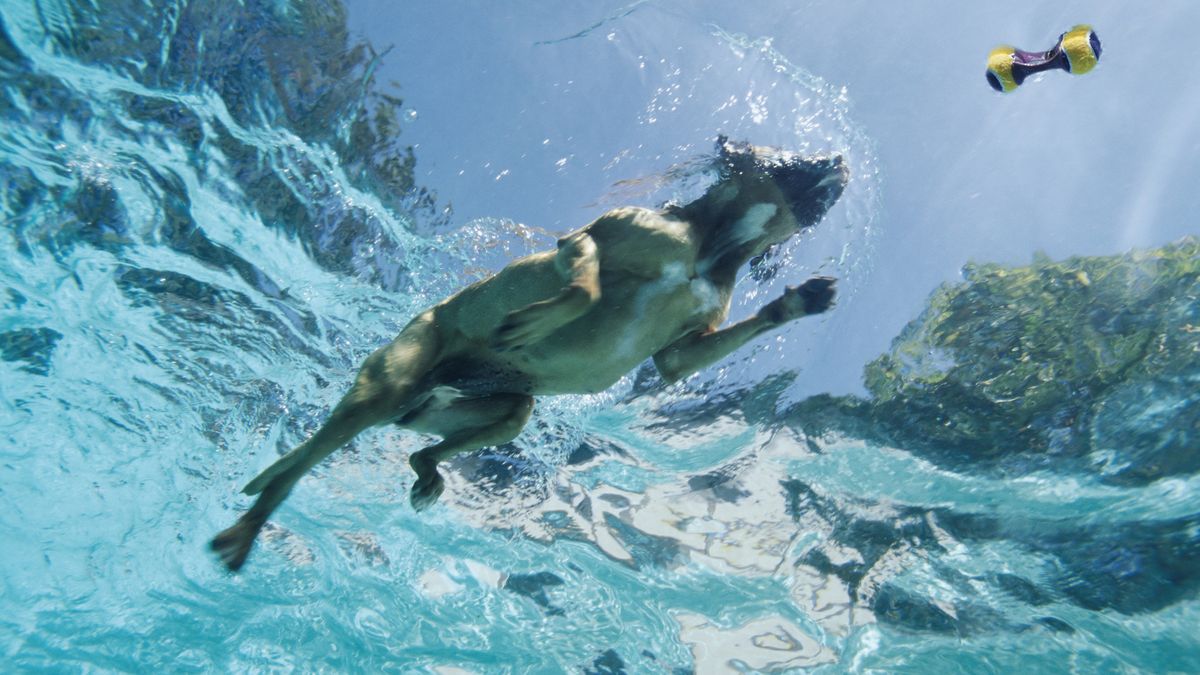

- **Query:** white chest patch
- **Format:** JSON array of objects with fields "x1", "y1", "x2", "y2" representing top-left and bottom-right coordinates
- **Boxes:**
[
  {"x1": 657, "y1": 261, "x2": 689, "y2": 286},
  {"x1": 689, "y1": 276, "x2": 721, "y2": 315},
  {"x1": 614, "y1": 261, "x2": 691, "y2": 359}
]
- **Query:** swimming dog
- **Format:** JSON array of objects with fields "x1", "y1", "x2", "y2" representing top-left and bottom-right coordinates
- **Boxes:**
[{"x1": 212, "y1": 137, "x2": 848, "y2": 570}]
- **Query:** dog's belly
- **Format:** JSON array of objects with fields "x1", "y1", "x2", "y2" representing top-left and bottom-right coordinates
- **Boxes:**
[
  {"x1": 510, "y1": 269, "x2": 726, "y2": 393},
  {"x1": 429, "y1": 264, "x2": 727, "y2": 397},
  {"x1": 425, "y1": 357, "x2": 537, "y2": 396}
]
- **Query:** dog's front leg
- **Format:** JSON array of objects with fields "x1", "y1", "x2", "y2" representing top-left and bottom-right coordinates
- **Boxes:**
[{"x1": 653, "y1": 276, "x2": 836, "y2": 382}]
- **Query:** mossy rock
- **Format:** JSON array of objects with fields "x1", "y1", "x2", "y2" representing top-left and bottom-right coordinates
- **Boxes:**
[{"x1": 789, "y1": 237, "x2": 1200, "y2": 482}]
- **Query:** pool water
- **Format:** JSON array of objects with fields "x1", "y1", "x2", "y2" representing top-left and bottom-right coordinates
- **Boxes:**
[{"x1": 2, "y1": 0, "x2": 1198, "y2": 672}]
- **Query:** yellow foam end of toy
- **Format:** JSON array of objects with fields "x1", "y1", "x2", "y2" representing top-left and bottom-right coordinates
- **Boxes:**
[
  {"x1": 987, "y1": 46, "x2": 1019, "y2": 92},
  {"x1": 1061, "y1": 24, "x2": 1099, "y2": 74}
]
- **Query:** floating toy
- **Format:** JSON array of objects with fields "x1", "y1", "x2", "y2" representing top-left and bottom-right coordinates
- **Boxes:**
[{"x1": 986, "y1": 25, "x2": 1102, "y2": 93}]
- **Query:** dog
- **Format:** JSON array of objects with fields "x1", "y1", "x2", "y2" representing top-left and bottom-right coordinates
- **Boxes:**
[{"x1": 211, "y1": 137, "x2": 848, "y2": 570}]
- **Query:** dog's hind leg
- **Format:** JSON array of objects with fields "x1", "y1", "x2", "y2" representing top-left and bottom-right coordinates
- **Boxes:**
[
  {"x1": 404, "y1": 392, "x2": 535, "y2": 511},
  {"x1": 211, "y1": 312, "x2": 442, "y2": 571}
]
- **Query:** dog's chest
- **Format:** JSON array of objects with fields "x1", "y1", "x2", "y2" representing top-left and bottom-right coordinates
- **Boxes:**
[
  {"x1": 608, "y1": 262, "x2": 723, "y2": 356},
  {"x1": 634, "y1": 262, "x2": 722, "y2": 317}
]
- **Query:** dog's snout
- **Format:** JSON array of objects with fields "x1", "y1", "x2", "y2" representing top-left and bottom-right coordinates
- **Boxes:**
[
  {"x1": 773, "y1": 154, "x2": 847, "y2": 226},
  {"x1": 806, "y1": 155, "x2": 848, "y2": 190},
  {"x1": 810, "y1": 156, "x2": 847, "y2": 196}
]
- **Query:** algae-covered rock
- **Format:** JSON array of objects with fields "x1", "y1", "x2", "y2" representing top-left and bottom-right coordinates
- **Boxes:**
[{"x1": 789, "y1": 237, "x2": 1200, "y2": 483}]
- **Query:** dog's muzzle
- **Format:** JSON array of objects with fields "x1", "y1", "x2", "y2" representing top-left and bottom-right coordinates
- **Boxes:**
[{"x1": 770, "y1": 154, "x2": 848, "y2": 228}]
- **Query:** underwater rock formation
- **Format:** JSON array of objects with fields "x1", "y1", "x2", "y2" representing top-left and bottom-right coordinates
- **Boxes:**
[{"x1": 788, "y1": 237, "x2": 1200, "y2": 485}]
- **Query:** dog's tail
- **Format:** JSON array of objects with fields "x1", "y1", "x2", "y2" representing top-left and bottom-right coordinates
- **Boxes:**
[
  {"x1": 211, "y1": 400, "x2": 384, "y2": 571},
  {"x1": 212, "y1": 320, "x2": 445, "y2": 571},
  {"x1": 210, "y1": 515, "x2": 264, "y2": 572},
  {"x1": 242, "y1": 447, "x2": 303, "y2": 495},
  {"x1": 210, "y1": 437, "x2": 344, "y2": 571}
]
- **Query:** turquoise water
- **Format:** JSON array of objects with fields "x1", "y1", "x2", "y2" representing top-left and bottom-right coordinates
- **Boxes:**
[{"x1": 2, "y1": 0, "x2": 1198, "y2": 672}]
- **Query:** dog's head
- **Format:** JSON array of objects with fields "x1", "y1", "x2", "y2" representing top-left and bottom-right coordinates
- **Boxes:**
[{"x1": 716, "y1": 136, "x2": 847, "y2": 230}]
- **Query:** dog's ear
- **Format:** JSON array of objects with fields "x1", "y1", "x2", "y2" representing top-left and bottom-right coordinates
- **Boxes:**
[
  {"x1": 715, "y1": 135, "x2": 754, "y2": 176},
  {"x1": 715, "y1": 134, "x2": 748, "y2": 158}
]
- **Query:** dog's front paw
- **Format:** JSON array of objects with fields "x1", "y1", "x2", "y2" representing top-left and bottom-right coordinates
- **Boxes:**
[
  {"x1": 797, "y1": 275, "x2": 837, "y2": 315},
  {"x1": 760, "y1": 276, "x2": 837, "y2": 324}
]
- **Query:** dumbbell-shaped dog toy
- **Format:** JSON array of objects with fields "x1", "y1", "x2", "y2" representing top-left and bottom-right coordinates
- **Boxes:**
[{"x1": 987, "y1": 25, "x2": 1102, "y2": 93}]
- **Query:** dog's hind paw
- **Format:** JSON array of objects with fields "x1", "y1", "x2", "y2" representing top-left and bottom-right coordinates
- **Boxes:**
[{"x1": 410, "y1": 472, "x2": 446, "y2": 512}]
